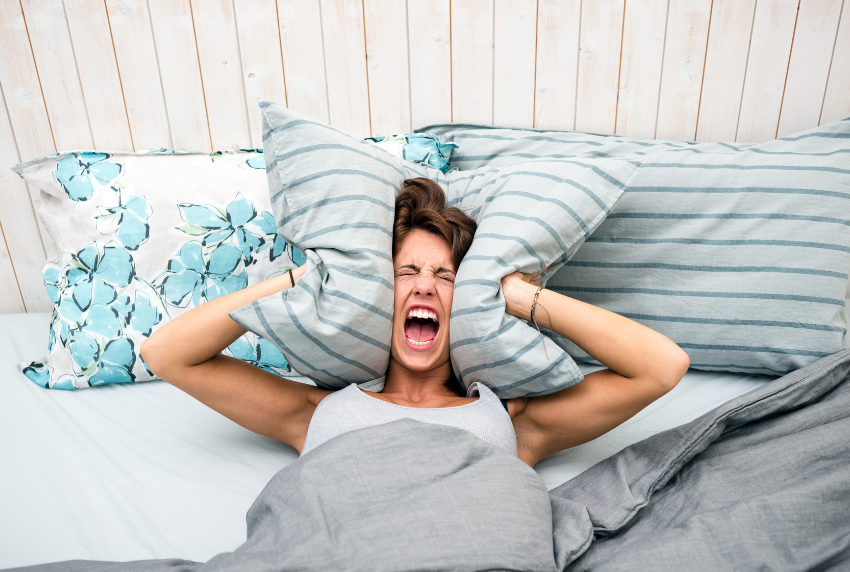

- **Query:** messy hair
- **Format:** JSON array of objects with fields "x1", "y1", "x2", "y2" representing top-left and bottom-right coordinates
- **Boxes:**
[{"x1": 392, "y1": 178, "x2": 477, "y2": 270}]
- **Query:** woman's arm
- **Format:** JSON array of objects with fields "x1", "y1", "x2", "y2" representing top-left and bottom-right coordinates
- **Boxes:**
[
  {"x1": 140, "y1": 266, "x2": 330, "y2": 453},
  {"x1": 501, "y1": 272, "x2": 689, "y2": 466}
]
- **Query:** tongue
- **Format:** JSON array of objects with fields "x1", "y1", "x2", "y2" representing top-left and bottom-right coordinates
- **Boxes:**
[{"x1": 405, "y1": 318, "x2": 438, "y2": 342}]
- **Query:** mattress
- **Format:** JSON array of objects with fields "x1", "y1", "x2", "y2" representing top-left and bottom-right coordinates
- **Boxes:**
[{"x1": 0, "y1": 312, "x2": 772, "y2": 569}]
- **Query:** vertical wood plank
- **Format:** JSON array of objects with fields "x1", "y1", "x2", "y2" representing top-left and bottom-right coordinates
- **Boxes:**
[
  {"x1": 696, "y1": 0, "x2": 757, "y2": 142},
  {"x1": 533, "y1": 0, "x2": 581, "y2": 130},
  {"x1": 364, "y1": 0, "x2": 411, "y2": 136},
  {"x1": 148, "y1": 0, "x2": 212, "y2": 151},
  {"x1": 493, "y1": 0, "x2": 538, "y2": 128},
  {"x1": 575, "y1": 0, "x2": 625, "y2": 135},
  {"x1": 0, "y1": 1, "x2": 55, "y2": 262},
  {"x1": 105, "y1": 0, "x2": 172, "y2": 149},
  {"x1": 234, "y1": 0, "x2": 289, "y2": 147},
  {"x1": 320, "y1": 0, "x2": 371, "y2": 137},
  {"x1": 407, "y1": 0, "x2": 451, "y2": 129},
  {"x1": 777, "y1": 0, "x2": 843, "y2": 137},
  {"x1": 451, "y1": 0, "x2": 494, "y2": 125},
  {"x1": 0, "y1": 85, "x2": 50, "y2": 312},
  {"x1": 63, "y1": 0, "x2": 134, "y2": 151},
  {"x1": 277, "y1": 0, "x2": 330, "y2": 124},
  {"x1": 191, "y1": 0, "x2": 252, "y2": 149},
  {"x1": 615, "y1": 0, "x2": 668, "y2": 138},
  {"x1": 0, "y1": 3, "x2": 54, "y2": 160},
  {"x1": 0, "y1": 222, "x2": 26, "y2": 314},
  {"x1": 736, "y1": 0, "x2": 798, "y2": 143},
  {"x1": 820, "y1": 1, "x2": 850, "y2": 124},
  {"x1": 655, "y1": 0, "x2": 712, "y2": 140},
  {"x1": 20, "y1": 0, "x2": 94, "y2": 150}
]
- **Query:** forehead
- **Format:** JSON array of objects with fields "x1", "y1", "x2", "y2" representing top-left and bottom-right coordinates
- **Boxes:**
[{"x1": 394, "y1": 229, "x2": 454, "y2": 270}]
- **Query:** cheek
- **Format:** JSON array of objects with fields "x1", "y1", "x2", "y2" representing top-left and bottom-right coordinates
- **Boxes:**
[{"x1": 438, "y1": 283, "x2": 454, "y2": 314}]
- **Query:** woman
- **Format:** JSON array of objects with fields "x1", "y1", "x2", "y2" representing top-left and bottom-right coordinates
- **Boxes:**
[{"x1": 141, "y1": 178, "x2": 689, "y2": 467}]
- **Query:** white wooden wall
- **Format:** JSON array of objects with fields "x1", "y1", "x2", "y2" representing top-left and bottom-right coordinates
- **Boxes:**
[{"x1": 1, "y1": 0, "x2": 849, "y2": 314}]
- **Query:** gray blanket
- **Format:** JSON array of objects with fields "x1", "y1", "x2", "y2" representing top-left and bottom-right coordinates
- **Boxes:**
[
  {"x1": 10, "y1": 350, "x2": 850, "y2": 572},
  {"x1": 8, "y1": 419, "x2": 556, "y2": 572},
  {"x1": 550, "y1": 349, "x2": 850, "y2": 571}
]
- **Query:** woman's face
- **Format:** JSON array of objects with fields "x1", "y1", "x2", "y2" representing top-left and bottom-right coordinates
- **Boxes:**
[{"x1": 391, "y1": 229, "x2": 455, "y2": 372}]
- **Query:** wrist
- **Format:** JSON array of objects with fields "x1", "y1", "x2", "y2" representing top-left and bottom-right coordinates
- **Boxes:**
[{"x1": 504, "y1": 280, "x2": 539, "y2": 320}]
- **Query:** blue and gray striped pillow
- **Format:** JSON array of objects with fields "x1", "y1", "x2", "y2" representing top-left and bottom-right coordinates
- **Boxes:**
[
  {"x1": 230, "y1": 102, "x2": 404, "y2": 387},
  {"x1": 421, "y1": 118, "x2": 850, "y2": 376},
  {"x1": 403, "y1": 158, "x2": 641, "y2": 398}
]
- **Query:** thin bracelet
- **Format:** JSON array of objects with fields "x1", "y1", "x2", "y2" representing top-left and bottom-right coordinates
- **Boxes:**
[
  {"x1": 288, "y1": 268, "x2": 295, "y2": 288},
  {"x1": 529, "y1": 285, "x2": 544, "y2": 323}
]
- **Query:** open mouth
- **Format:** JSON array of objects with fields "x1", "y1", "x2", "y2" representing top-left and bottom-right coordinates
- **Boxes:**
[{"x1": 404, "y1": 307, "x2": 440, "y2": 348}]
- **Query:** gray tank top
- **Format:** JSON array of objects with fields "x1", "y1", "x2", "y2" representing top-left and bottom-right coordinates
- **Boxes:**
[{"x1": 302, "y1": 378, "x2": 518, "y2": 456}]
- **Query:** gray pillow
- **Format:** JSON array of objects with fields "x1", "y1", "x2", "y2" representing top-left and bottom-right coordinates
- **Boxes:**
[
  {"x1": 420, "y1": 118, "x2": 850, "y2": 376},
  {"x1": 403, "y1": 157, "x2": 641, "y2": 398},
  {"x1": 230, "y1": 101, "x2": 404, "y2": 387}
]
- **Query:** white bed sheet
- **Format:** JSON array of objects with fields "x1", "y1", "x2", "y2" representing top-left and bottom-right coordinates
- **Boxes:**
[{"x1": 0, "y1": 313, "x2": 771, "y2": 569}]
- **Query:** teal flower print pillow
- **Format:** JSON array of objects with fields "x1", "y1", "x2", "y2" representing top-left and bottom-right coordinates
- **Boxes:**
[{"x1": 13, "y1": 149, "x2": 302, "y2": 389}]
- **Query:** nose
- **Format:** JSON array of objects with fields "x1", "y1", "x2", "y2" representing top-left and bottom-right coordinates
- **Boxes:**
[{"x1": 413, "y1": 270, "x2": 437, "y2": 297}]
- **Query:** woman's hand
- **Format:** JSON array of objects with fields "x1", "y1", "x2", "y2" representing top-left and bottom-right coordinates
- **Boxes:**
[
  {"x1": 501, "y1": 269, "x2": 546, "y2": 321},
  {"x1": 289, "y1": 263, "x2": 307, "y2": 285}
]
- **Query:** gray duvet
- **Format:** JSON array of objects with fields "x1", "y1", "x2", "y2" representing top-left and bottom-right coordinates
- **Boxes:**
[{"x1": 9, "y1": 350, "x2": 850, "y2": 572}]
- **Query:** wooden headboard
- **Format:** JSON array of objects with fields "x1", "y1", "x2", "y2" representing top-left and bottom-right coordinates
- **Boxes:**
[{"x1": 1, "y1": 0, "x2": 848, "y2": 314}]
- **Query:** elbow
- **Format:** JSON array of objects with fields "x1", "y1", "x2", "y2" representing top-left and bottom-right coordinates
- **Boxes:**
[
  {"x1": 140, "y1": 335, "x2": 167, "y2": 380},
  {"x1": 657, "y1": 345, "x2": 689, "y2": 393}
]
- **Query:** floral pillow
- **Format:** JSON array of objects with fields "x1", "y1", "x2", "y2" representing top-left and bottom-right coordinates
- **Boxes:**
[{"x1": 13, "y1": 149, "x2": 303, "y2": 389}]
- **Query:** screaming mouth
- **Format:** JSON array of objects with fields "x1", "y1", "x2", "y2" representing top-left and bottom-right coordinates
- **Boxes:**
[{"x1": 404, "y1": 307, "x2": 439, "y2": 346}]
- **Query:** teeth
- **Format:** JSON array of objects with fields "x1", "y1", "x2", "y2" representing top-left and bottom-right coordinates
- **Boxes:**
[
  {"x1": 407, "y1": 308, "x2": 439, "y2": 322},
  {"x1": 406, "y1": 336, "x2": 433, "y2": 346}
]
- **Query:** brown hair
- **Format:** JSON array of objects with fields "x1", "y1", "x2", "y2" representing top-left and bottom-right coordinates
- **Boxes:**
[{"x1": 392, "y1": 178, "x2": 477, "y2": 270}]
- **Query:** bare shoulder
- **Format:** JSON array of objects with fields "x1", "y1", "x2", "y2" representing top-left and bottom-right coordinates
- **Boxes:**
[{"x1": 507, "y1": 367, "x2": 681, "y2": 466}]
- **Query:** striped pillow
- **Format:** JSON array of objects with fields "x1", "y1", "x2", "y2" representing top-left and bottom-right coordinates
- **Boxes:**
[
  {"x1": 403, "y1": 158, "x2": 641, "y2": 398},
  {"x1": 420, "y1": 118, "x2": 850, "y2": 376},
  {"x1": 229, "y1": 102, "x2": 404, "y2": 388}
]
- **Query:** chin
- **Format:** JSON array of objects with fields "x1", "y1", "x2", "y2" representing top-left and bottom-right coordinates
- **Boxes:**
[{"x1": 391, "y1": 335, "x2": 449, "y2": 372}]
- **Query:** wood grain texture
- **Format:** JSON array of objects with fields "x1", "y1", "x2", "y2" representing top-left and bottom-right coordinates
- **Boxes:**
[
  {"x1": 820, "y1": 0, "x2": 850, "y2": 124},
  {"x1": 407, "y1": 0, "x2": 451, "y2": 129},
  {"x1": 615, "y1": 0, "x2": 668, "y2": 138},
  {"x1": 20, "y1": 0, "x2": 94, "y2": 150},
  {"x1": 148, "y1": 0, "x2": 212, "y2": 151},
  {"x1": 451, "y1": 0, "x2": 494, "y2": 125},
  {"x1": 0, "y1": 221, "x2": 25, "y2": 313},
  {"x1": 736, "y1": 0, "x2": 798, "y2": 143},
  {"x1": 493, "y1": 0, "x2": 537, "y2": 127},
  {"x1": 777, "y1": 0, "x2": 843, "y2": 137},
  {"x1": 63, "y1": 0, "x2": 134, "y2": 150},
  {"x1": 105, "y1": 0, "x2": 172, "y2": 149},
  {"x1": 655, "y1": 0, "x2": 712, "y2": 140},
  {"x1": 277, "y1": 0, "x2": 329, "y2": 124},
  {"x1": 0, "y1": 87, "x2": 49, "y2": 312},
  {"x1": 0, "y1": 1, "x2": 55, "y2": 263},
  {"x1": 533, "y1": 0, "x2": 581, "y2": 130},
  {"x1": 364, "y1": 0, "x2": 411, "y2": 136},
  {"x1": 696, "y1": 0, "x2": 757, "y2": 142},
  {"x1": 576, "y1": 0, "x2": 625, "y2": 134},
  {"x1": 234, "y1": 0, "x2": 289, "y2": 147},
  {"x1": 320, "y1": 0, "x2": 371, "y2": 137},
  {"x1": 191, "y1": 0, "x2": 252, "y2": 149}
]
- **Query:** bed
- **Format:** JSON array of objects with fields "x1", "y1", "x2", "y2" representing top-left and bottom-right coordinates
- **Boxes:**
[{"x1": 0, "y1": 311, "x2": 772, "y2": 568}]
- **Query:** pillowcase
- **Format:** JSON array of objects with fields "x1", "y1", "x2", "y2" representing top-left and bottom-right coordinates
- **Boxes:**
[
  {"x1": 228, "y1": 101, "x2": 405, "y2": 388},
  {"x1": 402, "y1": 157, "x2": 641, "y2": 398},
  {"x1": 420, "y1": 118, "x2": 850, "y2": 376},
  {"x1": 13, "y1": 149, "x2": 300, "y2": 389},
  {"x1": 366, "y1": 133, "x2": 458, "y2": 173}
]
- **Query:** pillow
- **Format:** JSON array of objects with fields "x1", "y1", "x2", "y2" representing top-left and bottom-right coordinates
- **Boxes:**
[
  {"x1": 228, "y1": 102, "x2": 405, "y2": 388},
  {"x1": 420, "y1": 118, "x2": 850, "y2": 376},
  {"x1": 365, "y1": 133, "x2": 458, "y2": 173},
  {"x1": 13, "y1": 149, "x2": 301, "y2": 389},
  {"x1": 402, "y1": 157, "x2": 641, "y2": 398}
]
